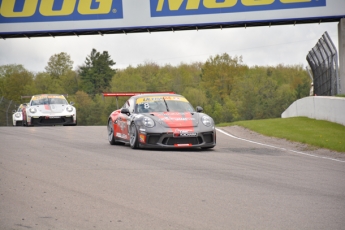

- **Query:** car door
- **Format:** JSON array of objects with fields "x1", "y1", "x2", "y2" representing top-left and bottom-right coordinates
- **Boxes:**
[{"x1": 115, "y1": 100, "x2": 132, "y2": 141}]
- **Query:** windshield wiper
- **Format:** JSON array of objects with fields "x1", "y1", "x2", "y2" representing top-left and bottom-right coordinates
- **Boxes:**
[{"x1": 162, "y1": 97, "x2": 169, "y2": 112}]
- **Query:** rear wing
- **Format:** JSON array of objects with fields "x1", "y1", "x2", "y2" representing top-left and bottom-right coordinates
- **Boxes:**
[
  {"x1": 102, "y1": 91, "x2": 175, "y2": 109},
  {"x1": 20, "y1": 96, "x2": 32, "y2": 100}
]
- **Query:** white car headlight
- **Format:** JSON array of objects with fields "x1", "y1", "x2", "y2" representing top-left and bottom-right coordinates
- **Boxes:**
[
  {"x1": 143, "y1": 117, "x2": 155, "y2": 128},
  {"x1": 66, "y1": 106, "x2": 73, "y2": 112},
  {"x1": 15, "y1": 113, "x2": 21, "y2": 118},
  {"x1": 201, "y1": 115, "x2": 213, "y2": 127},
  {"x1": 29, "y1": 107, "x2": 37, "y2": 113}
]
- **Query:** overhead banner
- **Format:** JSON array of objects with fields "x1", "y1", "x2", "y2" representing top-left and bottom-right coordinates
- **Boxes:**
[
  {"x1": 151, "y1": 0, "x2": 326, "y2": 17},
  {"x1": 0, "y1": 0, "x2": 344, "y2": 38}
]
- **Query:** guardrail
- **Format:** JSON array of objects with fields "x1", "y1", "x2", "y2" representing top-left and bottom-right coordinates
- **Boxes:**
[{"x1": 281, "y1": 96, "x2": 345, "y2": 126}]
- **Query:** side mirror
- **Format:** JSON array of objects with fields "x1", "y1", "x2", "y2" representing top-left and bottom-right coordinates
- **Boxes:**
[
  {"x1": 12, "y1": 110, "x2": 16, "y2": 113},
  {"x1": 121, "y1": 108, "x2": 130, "y2": 115},
  {"x1": 70, "y1": 101, "x2": 75, "y2": 106},
  {"x1": 196, "y1": 106, "x2": 203, "y2": 112}
]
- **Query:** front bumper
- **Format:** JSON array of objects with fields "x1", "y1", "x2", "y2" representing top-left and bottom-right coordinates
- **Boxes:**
[
  {"x1": 29, "y1": 116, "x2": 76, "y2": 126},
  {"x1": 138, "y1": 131, "x2": 216, "y2": 149}
]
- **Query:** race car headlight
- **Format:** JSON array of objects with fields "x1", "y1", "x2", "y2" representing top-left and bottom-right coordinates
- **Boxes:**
[
  {"x1": 29, "y1": 107, "x2": 37, "y2": 113},
  {"x1": 15, "y1": 113, "x2": 21, "y2": 118},
  {"x1": 201, "y1": 115, "x2": 213, "y2": 127},
  {"x1": 143, "y1": 117, "x2": 155, "y2": 128},
  {"x1": 66, "y1": 106, "x2": 74, "y2": 112}
]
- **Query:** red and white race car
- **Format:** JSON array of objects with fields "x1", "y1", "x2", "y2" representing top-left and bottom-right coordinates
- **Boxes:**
[
  {"x1": 105, "y1": 92, "x2": 216, "y2": 149},
  {"x1": 12, "y1": 103, "x2": 27, "y2": 126},
  {"x1": 22, "y1": 94, "x2": 77, "y2": 126}
]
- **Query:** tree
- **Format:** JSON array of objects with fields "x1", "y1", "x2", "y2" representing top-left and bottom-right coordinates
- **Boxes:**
[
  {"x1": 31, "y1": 72, "x2": 64, "y2": 95},
  {"x1": 0, "y1": 64, "x2": 34, "y2": 103},
  {"x1": 171, "y1": 62, "x2": 202, "y2": 94},
  {"x1": 110, "y1": 66, "x2": 147, "y2": 92},
  {"x1": 73, "y1": 91, "x2": 94, "y2": 125},
  {"x1": 79, "y1": 48, "x2": 116, "y2": 95},
  {"x1": 201, "y1": 53, "x2": 247, "y2": 102},
  {"x1": 45, "y1": 52, "x2": 73, "y2": 79}
]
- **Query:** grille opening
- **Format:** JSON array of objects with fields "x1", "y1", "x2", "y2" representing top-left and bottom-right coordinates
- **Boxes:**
[
  {"x1": 32, "y1": 117, "x2": 73, "y2": 125},
  {"x1": 203, "y1": 133, "x2": 214, "y2": 143},
  {"x1": 147, "y1": 135, "x2": 160, "y2": 144}
]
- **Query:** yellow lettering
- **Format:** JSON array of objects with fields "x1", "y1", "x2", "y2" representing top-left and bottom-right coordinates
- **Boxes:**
[
  {"x1": 203, "y1": 0, "x2": 237, "y2": 9},
  {"x1": 40, "y1": 0, "x2": 76, "y2": 16},
  {"x1": 280, "y1": 0, "x2": 311, "y2": 3},
  {"x1": 1, "y1": 0, "x2": 38, "y2": 17},
  {"x1": 156, "y1": 0, "x2": 200, "y2": 11},
  {"x1": 186, "y1": 0, "x2": 201, "y2": 9},
  {"x1": 242, "y1": 0, "x2": 274, "y2": 6},
  {"x1": 78, "y1": 0, "x2": 112, "y2": 15}
]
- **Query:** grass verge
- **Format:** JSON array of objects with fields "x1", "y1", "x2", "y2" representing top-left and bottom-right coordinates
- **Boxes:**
[{"x1": 217, "y1": 117, "x2": 345, "y2": 153}]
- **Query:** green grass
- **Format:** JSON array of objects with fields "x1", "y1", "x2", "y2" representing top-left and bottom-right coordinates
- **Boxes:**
[{"x1": 217, "y1": 117, "x2": 345, "y2": 153}]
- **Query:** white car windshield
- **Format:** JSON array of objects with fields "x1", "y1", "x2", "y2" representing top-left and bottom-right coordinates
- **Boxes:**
[
  {"x1": 136, "y1": 98, "x2": 194, "y2": 113},
  {"x1": 31, "y1": 97, "x2": 68, "y2": 106}
]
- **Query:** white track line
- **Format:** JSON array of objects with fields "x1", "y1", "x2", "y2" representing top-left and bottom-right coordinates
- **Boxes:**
[{"x1": 216, "y1": 128, "x2": 345, "y2": 163}]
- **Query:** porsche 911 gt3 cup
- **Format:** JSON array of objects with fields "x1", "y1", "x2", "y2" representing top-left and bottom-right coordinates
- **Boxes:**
[
  {"x1": 107, "y1": 93, "x2": 216, "y2": 149},
  {"x1": 22, "y1": 94, "x2": 77, "y2": 126},
  {"x1": 12, "y1": 103, "x2": 27, "y2": 126}
]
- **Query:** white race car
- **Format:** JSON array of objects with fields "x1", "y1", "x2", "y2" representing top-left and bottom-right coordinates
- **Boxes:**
[
  {"x1": 22, "y1": 94, "x2": 77, "y2": 126},
  {"x1": 12, "y1": 103, "x2": 27, "y2": 126}
]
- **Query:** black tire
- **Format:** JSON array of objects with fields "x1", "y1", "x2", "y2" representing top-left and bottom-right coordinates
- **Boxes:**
[
  {"x1": 129, "y1": 123, "x2": 139, "y2": 149},
  {"x1": 108, "y1": 119, "x2": 116, "y2": 145}
]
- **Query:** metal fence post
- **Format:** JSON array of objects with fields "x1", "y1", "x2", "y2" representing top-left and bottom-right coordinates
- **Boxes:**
[{"x1": 6, "y1": 100, "x2": 12, "y2": 126}]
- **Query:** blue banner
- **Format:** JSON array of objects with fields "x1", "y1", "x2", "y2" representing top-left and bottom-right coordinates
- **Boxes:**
[{"x1": 150, "y1": 0, "x2": 326, "y2": 17}]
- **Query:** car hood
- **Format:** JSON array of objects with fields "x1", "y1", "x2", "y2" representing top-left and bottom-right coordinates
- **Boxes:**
[
  {"x1": 150, "y1": 112, "x2": 200, "y2": 128},
  {"x1": 33, "y1": 104, "x2": 67, "y2": 114}
]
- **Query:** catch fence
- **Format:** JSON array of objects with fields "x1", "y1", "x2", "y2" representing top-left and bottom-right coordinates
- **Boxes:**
[
  {"x1": 306, "y1": 31, "x2": 340, "y2": 96},
  {"x1": 0, "y1": 96, "x2": 20, "y2": 126}
]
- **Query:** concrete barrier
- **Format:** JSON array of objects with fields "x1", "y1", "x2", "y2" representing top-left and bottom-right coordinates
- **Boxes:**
[{"x1": 281, "y1": 96, "x2": 345, "y2": 126}]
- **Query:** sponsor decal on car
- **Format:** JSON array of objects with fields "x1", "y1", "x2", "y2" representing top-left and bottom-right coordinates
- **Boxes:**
[
  {"x1": 173, "y1": 129, "x2": 197, "y2": 137},
  {"x1": 116, "y1": 132, "x2": 127, "y2": 139},
  {"x1": 136, "y1": 96, "x2": 188, "y2": 104},
  {"x1": 174, "y1": 143, "x2": 192, "y2": 147},
  {"x1": 46, "y1": 116, "x2": 61, "y2": 119},
  {"x1": 139, "y1": 134, "x2": 146, "y2": 143},
  {"x1": 160, "y1": 117, "x2": 195, "y2": 121},
  {"x1": 32, "y1": 94, "x2": 65, "y2": 100}
]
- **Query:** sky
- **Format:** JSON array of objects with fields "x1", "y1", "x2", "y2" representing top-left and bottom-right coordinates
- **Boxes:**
[{"x1": 0, "y1": 21, "x2": 340, "y2": 73}]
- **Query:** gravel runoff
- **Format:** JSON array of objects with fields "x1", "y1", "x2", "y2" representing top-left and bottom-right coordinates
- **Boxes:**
[{"x1": 218, "y1": 125, "x2": 345, "y2": 162}]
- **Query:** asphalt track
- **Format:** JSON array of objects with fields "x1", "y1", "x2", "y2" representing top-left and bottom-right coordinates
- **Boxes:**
[{"x1": 0, "y1": 126, "x2": 344, "y2": 230}]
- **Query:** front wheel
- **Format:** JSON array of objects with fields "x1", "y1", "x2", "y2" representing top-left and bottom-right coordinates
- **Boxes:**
[
  {"x1": 129, "y1": 123, "x2": 139, "y2": 149},
  {"x1": 108, "y1": 119, "x2": 116, "y2": 145}
]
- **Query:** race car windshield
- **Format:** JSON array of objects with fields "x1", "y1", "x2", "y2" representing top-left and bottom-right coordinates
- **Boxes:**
[
  {"x1": 31, "y1": 98, "x2": 68, "y2": 105},
  {"x1": 136, "y1": 98, "x2": 194, "y2": 113}
]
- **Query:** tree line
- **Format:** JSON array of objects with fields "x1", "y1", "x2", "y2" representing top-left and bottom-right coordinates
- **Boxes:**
[{"x1": 0, "y1": 49, "x2": 311, "y2": 125}]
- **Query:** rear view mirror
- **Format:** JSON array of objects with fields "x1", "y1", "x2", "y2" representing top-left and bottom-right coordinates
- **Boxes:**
[
  {"x1": 196, "y1": 106, "x2": 203, "y2": 112},
  {"x1": 121, "y1": 108, "x2": 130, "y2": 115}
]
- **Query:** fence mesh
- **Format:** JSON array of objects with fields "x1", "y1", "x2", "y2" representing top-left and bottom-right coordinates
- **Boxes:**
[
  {"x1": 306, "y1": 31, "x2": 340, "y2": 96},
  {"x1": 0, "y1": 96, "x2": 21, "y2": 126}
]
